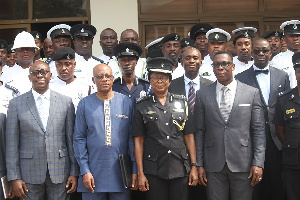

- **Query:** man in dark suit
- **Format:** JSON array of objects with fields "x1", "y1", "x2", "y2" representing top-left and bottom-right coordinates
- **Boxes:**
[
  {"x1": 235, "y1": 39, "x2": 290, "y2": 200},
  {"x1": 169, "y1": 47, "x2": 213, "y2": 112},
  {"x1": 6, "y1": 61, "x2": 79, "y2": 200},
  {"x1": 194, "y1": 51, "x2": 266, "y2": 200}
]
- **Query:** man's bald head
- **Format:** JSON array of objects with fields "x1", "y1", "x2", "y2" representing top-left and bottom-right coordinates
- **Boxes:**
[
  {"x1": 93, "y1": 64, "x2": 112, "y2": 76},
  {"x1": 30, "y1": 61, "x2": 50, "y2": 72},
  {"x1": 92, "y1": 64, "x2": 114, "y2": 94}
]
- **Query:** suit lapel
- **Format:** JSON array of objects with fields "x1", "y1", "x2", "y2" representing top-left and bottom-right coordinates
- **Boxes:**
[
  {"x1": 178, "y1": 76, "x2": 186, "y2": 96},
  {"x1": 26, "y1": 91, "x2": 45, "y2": 132},
  {"x1": 269, "y1": 67, "x2": 279, "y2": 106},
  {"x1": 227, "y1": 81, "x2": 242, "y2": 123},
  {"x1": 46, "y1": 90, "x2": 58, "y2": 132},
  {"x1": 209, "y1": 83, "x2": 226, "y2": 123}
]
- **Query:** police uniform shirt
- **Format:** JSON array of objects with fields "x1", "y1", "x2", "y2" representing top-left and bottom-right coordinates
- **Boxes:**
[
  {"x1": 132, "y1": 93, "x2": 195, "y2": 180},
  {"x1": 274, "y1": 88, "x2": 300, "y2": 168},
  {"x1": 172, "y1": 62, "x2": 185, "y2": 80},
  {"x1": 233, "y1": 56, "x2": 254, "y2": 76},
  {"x1": 184, "y1": 74, "x2": 200, "y2": 98},
  {"x1": 50, "y1": 77, "x2": 89, "y2": 111},
  {"x1": 271, "y1": 50, "x2": 296, "y2": 88},
  {"x1": 199, "y1": 55, "x2": 217, "y2": 82},
  {"x1": 0, "y1": 63, "x2": 18, "y2": 84},
  {"x1": 75, "y1": 53, "x2": 102, "y2": 85},
  {"x1": 253, "y1": 64, "x2": 271, "y2": 105},
  {"x1": 0, "y1": 85, "x2": 14, "y2": 114},
  {"x1": 48, "y1": 60, "x2": 58, "y2": 81},
  {"x1": 98, "y1": 54, "x2": 116, "y2": 64},
  {"x1": 108, "y1": 58, "x2": 148, "y2": 80},
  {"x1": 112, "y1": 76, "x2": 149, "y2": 104}
]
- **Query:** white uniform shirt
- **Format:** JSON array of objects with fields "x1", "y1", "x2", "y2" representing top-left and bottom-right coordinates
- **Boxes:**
[
  {"x1": 233, "y1": 56, "x2": 253, "y2": 76},
  {"x1": 0, "y1": 63, "x2": 18, "y2": 84},
  {"x1": 172, "y1": 63, "x2": 185, "y2": 80},
  {"x1": 98, "y1": 54, "x2": 115, "y2": 64},
  {"x1": 253, "y1": 65, "x2": 270, "y2": 105},
  {"x1": 270, "y1": 50, "x2": 296, "y2": 88},
  {"x1": 200, "y1": 55, "x2": 216, "y2": 82},
  {"x1": 0, "y1": 85, "x2": 14, "y2": 114},
  {"x1": 50, "y1": 78, "x2": 89, "y2": 111}
]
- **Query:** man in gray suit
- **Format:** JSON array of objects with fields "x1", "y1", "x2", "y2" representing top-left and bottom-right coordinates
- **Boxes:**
[
  {"x1": 194, "y1": 51, "x2": 266, "y2": 200},
  {"x1": 6, "y1": 61, "x2": 79, "y2": 200}
]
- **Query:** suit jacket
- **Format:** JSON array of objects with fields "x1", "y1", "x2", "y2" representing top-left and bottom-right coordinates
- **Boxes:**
[
  {"x1": 194, "y1": 81, "x2": 266, "y2": 172},
  {"x1": 169, "y1": 75, "x2": 213, "y2": 96},
  {"x1": 235, "y1": 66, "x2": 290, "y2": 149},
  {"x1": 6, "y1": 90, "x2": 79, "y2": 184}
]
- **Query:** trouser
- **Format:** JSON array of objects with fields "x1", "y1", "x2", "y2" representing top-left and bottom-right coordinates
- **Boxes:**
[
  {"x1": 145, "y1": 174, "x2": 188, "y2": 200},
  {"x1": 188, "y1": 185, "x2": 207, "y2": 200},
  {"x1": 253, "y1": 127, "x2": 283, "y2": 200},
  {"x1": 206, "y1": 163, "x2": 253, "y2": 200},
  {"x1": 82, "y1": 190, "x2": 130, "y2": 200},
  {"x1": 283, "y1": 167, "x2": 300, "y2": 200}
]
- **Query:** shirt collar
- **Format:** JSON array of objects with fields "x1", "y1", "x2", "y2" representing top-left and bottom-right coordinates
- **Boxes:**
[
  {"x1": 216, "y1": 79, "x2": 237, "y2": 92},
  {"x1": 252, "y1": 64, "x2": 270, "y2": 71},
  {"x1": 32, "y1": 88, "x2": 51, "y2": 102},
  {"x1": 184, "y1": 74, "x2": 200, "y2": 86}
]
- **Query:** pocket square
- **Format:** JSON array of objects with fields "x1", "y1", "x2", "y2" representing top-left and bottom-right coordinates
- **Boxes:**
[{"x1": 239, "y1": 104, "x2": 251, "y2": 106}]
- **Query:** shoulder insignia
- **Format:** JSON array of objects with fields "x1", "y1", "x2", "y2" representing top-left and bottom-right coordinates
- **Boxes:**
[
  {"x1": 278, "y1": 89, "x2": 292, "y2": 97},
  {"x1": 5, "y1": 83, "x2": 20, "y2": 96},
  {"x1": 45, "y1": 57, "x2": 53, "y2": 64},
  {"x1": 92, "y1": 56, "x2": 104, "y2": 63},
  {"x1": 137, "y1": 95, "x2": 151, "y2": 104}
]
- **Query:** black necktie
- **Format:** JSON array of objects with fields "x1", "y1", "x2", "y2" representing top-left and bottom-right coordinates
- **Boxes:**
[{"x1": 254, "y1": 69, "x2": 269, "y2": 75}]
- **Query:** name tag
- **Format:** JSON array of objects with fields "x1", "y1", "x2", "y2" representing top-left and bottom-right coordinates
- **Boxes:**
[
  {"x1": 239, "y1": 104, "x2": 250, "y2": 107},
  {"x1": 116, "y1": 114, "x2": 128, "y2": 118}
]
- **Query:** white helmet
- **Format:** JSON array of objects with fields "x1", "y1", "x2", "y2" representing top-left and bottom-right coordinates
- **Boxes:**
[{"x1": 12, "y1": 31, "x2": 39, "y2": 50}]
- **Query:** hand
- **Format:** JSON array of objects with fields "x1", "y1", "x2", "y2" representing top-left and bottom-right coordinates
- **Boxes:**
[
  {"x1": 12, "y1": 179, "x2": 28, "y2": 200},
  {"x1": 8, "y1": 186, "x2": 17, "y2": 199},
  {"x1": 248, "y1": 166, "x2": 263, "y2": 186},
  {"x1": 137, "y1": 173, "x2": 149, "y2": 192},
  {"x1": 83, "y1": 173, "x2": 95, "y2": 193},
  {"x1": 66, "y1": 176, "x2": 78, "y2": 193},
  {"x1": 198, "y1": 166, "x2": 207, "y2": 186},
  {"x1": 130, "y1": 174, "x2": 138, "y2": 190},
  {"x1": 188, "y1": 166, "x2": 198, "y2": 186}
]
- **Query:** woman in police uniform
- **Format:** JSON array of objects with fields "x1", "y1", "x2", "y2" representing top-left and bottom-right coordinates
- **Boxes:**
[{"x1": 132, "y1": 57, "x2": 198, "y2": 200}]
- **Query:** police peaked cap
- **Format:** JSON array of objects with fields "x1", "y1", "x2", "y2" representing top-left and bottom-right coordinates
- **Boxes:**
[
  {"x1": 262, "y1": 31, "x2": 282, "y2": 39},
  {"x1": 232, "y1": 27, "x2": 257, "y2": 44},
  {"x1": 161, "y1": 33, "x2": 180, "y2": 44},
  {"x1": 113, "y1": 42, "x2": 143, "y2": 58},
  {"x1": 190, "y1": 23, "x2": 214, "y2": 40},
  {"x1": 147, "y1": 57, "x2": 174, "y2": 74},
  {"x1": 206, "y1": 28, "x2": 231, "y2": 43},
  {"x1": 30, "y1": 31, "x2": 43, "y2": 41},
  {"x1": 70, "y1": 24, "x2": 97, "y2": 38},
  {"x1": 180, "y1": 38, "x2": 194, "y2": 48},
  {"x1": 0, "y1": 40, "x2": 8, "y2": 50},
  {"x1": 280, "y1": 20, "x2": 300, "y2": 35},
  {"x1": 52, "y1": 47, "x2": 75, "y2": 61}
]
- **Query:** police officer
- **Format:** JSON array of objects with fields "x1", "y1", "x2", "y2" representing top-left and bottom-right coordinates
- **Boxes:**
[
  {"x1": 232, "y1": 27, "x2": 256, "y2": 75},
  {"x1": 262, "y1": 31, "x2": 282, "y2": 61},
  {"x1": 133, "y1": 57, "x2": 198, "y2": 200},
  {"x1": 112, "y1": 42, "x2": 150, "y2": 104},
  {"x1": 274, "y1": 52, "x2": 300, "y2": 200},
  {"x1": 30, "y1": 31, "x2": 43, "y2": 62}
]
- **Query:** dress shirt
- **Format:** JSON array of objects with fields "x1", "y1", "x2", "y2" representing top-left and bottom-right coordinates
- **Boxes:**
[
  {"x1": 32, "y1": 89, "x2": 50, "y2": 126},
  {"x1": 216, "y1": 79, "x2": 237, "y2": 111},
  {"x1": 183, "y1": 74, "x2": 200, "y2": 99},
  {"x1": 98, "y1": 54, "x2": 115, "y2": 64},
  {"x1": 253, "y1": 64, "x2": 270, "y2": 105},
  {"x1": 233, "y1": 56, "x2": 253, "y2": 76}
]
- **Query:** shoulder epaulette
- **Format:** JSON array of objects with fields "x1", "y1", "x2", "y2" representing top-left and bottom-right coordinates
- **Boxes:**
[
  {"x1": 278, "y1": 89, "x2": 292, "y2": 97},
  {"x1": 137, "y1": 95, "x2": 151, "y2": 104},
  {"x1": 45, "y1": 57, "x2": 53, "y2": 64},
  {"x1": 5, "y1": 83, "x2": 20, "y2": 96},
  {"x1": 92, "y1": 56, "x2": 104, "y2": 63},
  {"x1": 172, "y1": 93, "x2": 187, "y2": 101}
]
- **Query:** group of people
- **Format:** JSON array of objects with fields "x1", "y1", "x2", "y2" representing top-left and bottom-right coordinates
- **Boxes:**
[{"x1": 0, "y1": 19, "x2": 299, "y2": 200}]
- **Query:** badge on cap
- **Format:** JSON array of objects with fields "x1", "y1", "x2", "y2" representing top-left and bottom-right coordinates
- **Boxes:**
[
  {"x1": 293, "y1": 24, "x2": 297, "y2": 30},
  {"x1": 244, "y1": 31, "x2": 249, "y2": 38},
  {"x1": 215, "y1": 34, "x2": 219, "y2": 40},
  {"x1": 175, "y1": 35, "x2": 179, "y2": 40},
  {"x1": 67, "y1": 54, "x2": 71, "y2": 59},
  {"x1": 185, "y1": 41, "x2": 189, "y2": 45},
  {"x1": 161, "y1": 63, "x2": 165, "y2": 68},
  {"x1": 126, "y1": 48, "x2": 130, "y2": 53},
  {"x1": 36, "y1": 34, "x2": 39, "y2": 39},
  {"x1": 0, "y1": 44, "x2": 3, "y2": 48},
  {"x1": 61, "y1": 29, "x2": 65, "y2": 34},
  {"x1": 81, "y1": 28, "x2": 84, "y2": 33},
  {"x1": 275, "y1": 31, "x2": 278, "y2": 37},
  {"x1": 140, "y1": 90, "x2": 146, "y2": 98},
  {"x1": 200, "y1": 28, "x2": 204, "y2": 31}
]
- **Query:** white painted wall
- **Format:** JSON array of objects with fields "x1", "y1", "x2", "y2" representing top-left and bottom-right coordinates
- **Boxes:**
[{"x1": 90, "y1": 0, "x2": 139, "y2": 57}]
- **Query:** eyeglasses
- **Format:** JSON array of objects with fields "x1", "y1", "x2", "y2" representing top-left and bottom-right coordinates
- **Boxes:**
[
  {"x1": 150, "y1": 76, "x2": 169, "y2": 82},
  {"x1": 211, "y1": 62, "x2": 233, "y2": 69},
  {"x1": 30, "y1": 70, "x2": 50, "y2": 76},
  {"x1": 94, "y1": 74, "x2": 114, "y2": 80},
  {"x1": 253, "y1": 49, "x2": 270, "y2": 55}
]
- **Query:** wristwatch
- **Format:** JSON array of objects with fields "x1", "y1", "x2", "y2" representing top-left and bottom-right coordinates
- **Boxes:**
[{"x1": 190, "y1": 162, "x2": 198, "y2": 167}]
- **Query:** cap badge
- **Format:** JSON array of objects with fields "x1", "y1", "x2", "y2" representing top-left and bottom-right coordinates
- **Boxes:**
[
  {"x1": 200, "y1": 28, "x2": 204, "y2": 31},
  {"x1": 185, "y1": 41, "x2": 189, "y2": 45},
  {"x1": 67, "y1": 54, "x2": 71, "y2": 59},
  {"x1": 275, "y1": 31, "x2": 278, "y2": 37},
  {"x1": 293, "y1": 24, "x2": 297, "y2": 30},
  {"x1": 61, "y1": 29, "x2": 65, "y2": 34},
  {"x1": 215, "y1": 34, "x2": 220, "y2": 40},
  {"x1": 81, "y1": 28, "x2": 84, "y2": 33},
  {"x1": 175, "y1": 35, "x2": 179, "y2": 40},
  {"x1": 36, "y1": 34, "x2": 39, "y2": 39},
  {"x1": 126, "y1": 48, "x2": 130, "y2": 52},
  {"x1": 161, "y1": 63, "x2": 164, "y2": 68},
  {"x1": 244, "y1": 31, "x2": 249, "y2": 38},
  {"x1": 0, "y1": 44, "x2": 3, "y2": 48}
]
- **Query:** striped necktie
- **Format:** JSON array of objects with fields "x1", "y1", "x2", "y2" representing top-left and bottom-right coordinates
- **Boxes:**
[{"x1": 188, "y1": 81, "x2": 196, "y2": 113}]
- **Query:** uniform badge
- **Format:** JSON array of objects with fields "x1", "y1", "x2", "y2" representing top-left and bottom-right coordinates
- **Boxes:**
[
  {"x1": 161, "y1": 63, "x2": 164, "y2": 68},
  {"x1": 275, "y1": 31, "x2": 278, "y2": 37},
  {"x1": 173, "y1": 101, "x2": 184, "y2": 112},
  {"x1": 175, "y1": 35, "x2": 179, "y2": 40},
  {"x1": 0, "y1": 44, "x2": 3, "y2": 48},
  {"x1": 185, "y1": 41, "x2": 189, "y2": 45},
  {"x1": 215, "y1": 34, "x2": 219, "y2": 40},
  {"x1": 36, "y1": 34, "x2": 39, "y2": 39},
  {"x1": 61, "y1": 29, "x2": 65, "y2": 34},
  {"x1": 81, "y1": 28, "x2": 84, "y2": 32},
  {"x1": 244, "y1": 31, "x2": 249, "y2": 38},
  {"x1": 67, "y1": 54, "x2": 70, "y2": 59},
  {"x1": 126, "y1": 48, "x2": 130, "y2": 52},
  {"x1": 291, "y1": 94, "x2": 295, "y2": 99},
  {"x1": 293, "y1": 24, "x2": 297, "y2": 29},
  {"x1": 146, "y1": 110, "x2": 156, "y2": 115},
  {"x1": 286, "y1": 108, "x2": 295, "y2": 114},
  {"x1": 200, "y1": 28, "x2": 204, "y2": 31},
  {"x1": 140, "y1": 90, "x2": 146, "y2": 98}
]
